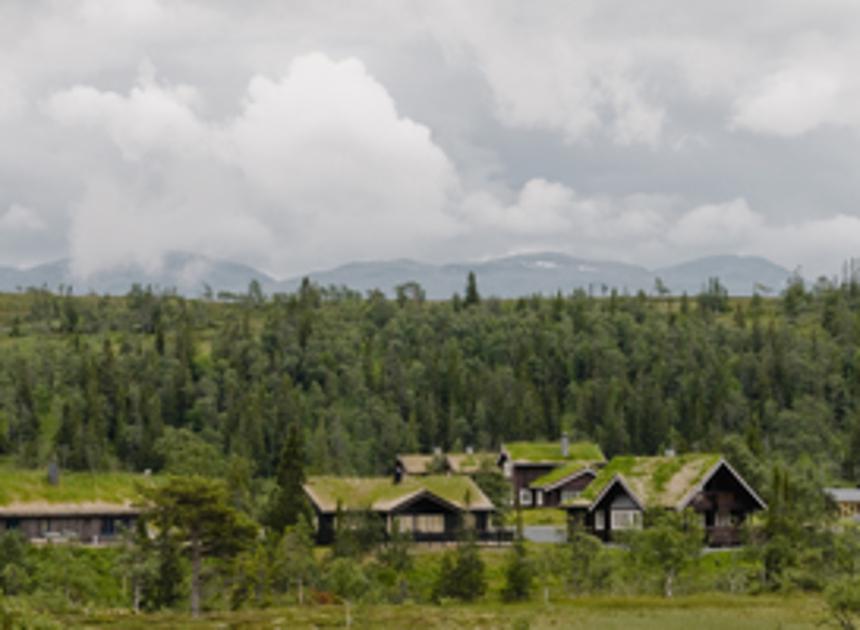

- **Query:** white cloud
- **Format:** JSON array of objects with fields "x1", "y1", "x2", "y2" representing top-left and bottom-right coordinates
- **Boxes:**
[
  {"x1": 732, "y1": 65, "x2": 842, "y2": 136},
  {"x1": 0, "y1": 204, "x2": 46, "y2": 232},
  {"x1": 667, "y1": 198, "x2": 763, "y2": 249},
  {"x1": 45, "y1": 54, "x2": 463, "y2": 278},
  {"x1": 43, "y1": 62, "x2": 209, "y2": 161},
  {"x1": 754, "y1": 214, "x2": 860, "y2": 278},
  {"x1": 428, "y1": 2, "x2": 667, "y2": 146}
]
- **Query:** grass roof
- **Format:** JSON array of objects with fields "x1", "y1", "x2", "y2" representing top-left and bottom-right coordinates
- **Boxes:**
[
  {"x1": 0, "y1": 466, "x2": 153, "y2": 506},
  {"x1": 304, "y1": 475, "x2": 493, "y2": 513},
  {"x1": 504, "y1": 441, "x2": 605, "y2": 464},
  {"x1": 574, "y1": 453, "x2": 722, "y2": 508},
  {"x1": 530, "y1": 461, "x2": 595, "y2": 488},
  {"x1": 446, "y1": 452, "x2": 496, "y2": 474}
]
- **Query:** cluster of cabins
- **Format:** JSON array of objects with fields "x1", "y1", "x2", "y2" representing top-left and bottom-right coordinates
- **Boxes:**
[
  {"x1": 304, "y1": 437, "x2": 770, "y2": 547},
  {"x1": 6, "y1": 435, "x2": 860, "y2": 548}
]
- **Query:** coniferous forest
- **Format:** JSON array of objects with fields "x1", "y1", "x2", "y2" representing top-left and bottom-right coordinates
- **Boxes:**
[
  {"x1": 3, "y1": 276, "x2": 860, "y2": 627},
  {"x1": 0, "y1": 275, "x2": 858, "y2": 490}
]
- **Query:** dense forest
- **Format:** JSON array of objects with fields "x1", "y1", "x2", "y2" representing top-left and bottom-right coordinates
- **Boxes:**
[{"x1": 0, "y1": 274, "x2": 859, "y2": 489}]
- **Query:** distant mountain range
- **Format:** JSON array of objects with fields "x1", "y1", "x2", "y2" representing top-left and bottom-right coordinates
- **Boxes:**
[{"x1": 0, "y1": 251, "x2": 792, "y2": 298}]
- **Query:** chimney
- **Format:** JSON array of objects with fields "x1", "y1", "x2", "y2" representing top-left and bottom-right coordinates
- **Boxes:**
[
  {"x1": 47, "y1": 461, "x2": 59, "y2": 486},
  {"x1": 561, "y1": 432, "x2": 570, "y2": 458},
  {"x1": 394, "y1": 461, "x2": 404, "y2": 484}
]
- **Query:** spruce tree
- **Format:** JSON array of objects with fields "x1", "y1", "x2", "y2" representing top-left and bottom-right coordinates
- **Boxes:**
[
  {"x1": 268, "y1": 423, "x2": 311, "y2": 533},
  {"x1": 464, "y1": 271, "x2": 480, "y2": 307}
]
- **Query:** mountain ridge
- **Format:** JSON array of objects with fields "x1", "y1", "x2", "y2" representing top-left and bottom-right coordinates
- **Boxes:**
[{"x1": 0, "y1": 251, "x2": 792, "y2": 297}]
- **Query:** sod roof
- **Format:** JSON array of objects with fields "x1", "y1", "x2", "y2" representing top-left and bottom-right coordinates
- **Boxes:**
[
  {"x1": 397, "y1": 454, "x2": 437, "y2": 475},
  {"x1": 503, "y1": 440, "x2": 605, "y2": 464},
  {"x1": 446, "y1": 452, "x2": 496, "y2": 474},
  {"x1": 529, "y1": 461, "x2": 597, "y2": 489},
  {"x1": 569, "y1": 453, "x2": 722, "y2": 509},
  {"x1": 303, "y1": 475, "x2": 494, "y2": 513},
  {"x1": 0, "y1": 467, "x2": 153, "y2": 508}
]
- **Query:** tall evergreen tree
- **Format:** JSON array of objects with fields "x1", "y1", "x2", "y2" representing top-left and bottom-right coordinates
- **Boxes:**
[
  {"x1": 267, "y1": 423, "x2": 311, "y2": 532},
  {"x1": 464, "y1": 271, "x2": 481, "y2": 307}
]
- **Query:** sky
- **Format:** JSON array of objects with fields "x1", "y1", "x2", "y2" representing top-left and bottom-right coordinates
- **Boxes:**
[{"x1": 1, "y1": 0, "x2": 859, "y2": 280}]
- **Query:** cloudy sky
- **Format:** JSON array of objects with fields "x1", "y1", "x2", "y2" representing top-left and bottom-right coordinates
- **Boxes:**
[{"x1": 1, "y1": 1, "x2": 859, "y2": 279}]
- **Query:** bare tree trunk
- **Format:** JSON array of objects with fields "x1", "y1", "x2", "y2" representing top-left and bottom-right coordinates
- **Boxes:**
[
  {"x1": 133, "y1": 577, "x2": 141, "y2": 613},
  {"x1": 543, "y1": 585, "x2": 549, "y2": 605},
  {"x1": 191, "y1": 538, "x2": 202, "y2": 618},
  {"x1": 665, "y1": 570, "x2": 674, "y2": 598},
  {"x1": 345, "y1": 600, "x2": 351, "y2": 627},
  {"x1": 297, "y1": 577, "x2": 304, "y2": 605}
]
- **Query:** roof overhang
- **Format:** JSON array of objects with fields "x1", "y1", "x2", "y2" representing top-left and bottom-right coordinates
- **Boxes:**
[
  {"x1": 532, "y1": 468, "x2": 596, "y2": 491},
  {"x1": 587, "y1": 474, "x2": 645, "y2": 513}
]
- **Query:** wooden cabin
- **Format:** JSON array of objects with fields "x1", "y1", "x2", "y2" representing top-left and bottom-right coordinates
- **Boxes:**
[
  {"x1": 303, "y1": 475, "x2": 496, "y2": 544},
  {"x1": 497, "y1": 436, "x2": 605, "y2": 508},
  {"x1": 564, "y1": 454, "x2": 766, "y2": 547},
  {"x1": 0, "y1": 502, "x2": 140, "y2": 544}
]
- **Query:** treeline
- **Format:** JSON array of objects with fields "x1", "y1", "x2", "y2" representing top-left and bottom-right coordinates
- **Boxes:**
[{"x1": 1, "y1": 275, "x2": 859, "y2": 485}]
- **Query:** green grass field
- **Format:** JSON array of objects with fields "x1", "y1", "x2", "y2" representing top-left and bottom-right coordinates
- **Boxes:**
[{"x1": 63, "y1": 594, "x2": 825, "y2": 629}]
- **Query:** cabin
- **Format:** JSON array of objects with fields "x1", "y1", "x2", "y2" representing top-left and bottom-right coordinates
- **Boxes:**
[
  {"x1": 0, "y1": 502, "x2": 140, "y2": 544},
  {"x1": 564, "y1": 454, "x2": 767, "y2": 547},
  {"x1": 395, "y1": 449, "x2": 496, "y2": 477},
  {"x1": 303, "y1": 475, "x2": 496, "y2": 544},
  {"x1": 825, "y1": 488, "x2": 860, "y2": 521},
  {"x1": 497, "y1": 436, "x2": 605, "y2": 508}
]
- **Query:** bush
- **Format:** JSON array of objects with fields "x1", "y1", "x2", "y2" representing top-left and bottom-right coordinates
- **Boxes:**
[{"x1": 433, "y1": 538, "x2": 486, "y2": 602}]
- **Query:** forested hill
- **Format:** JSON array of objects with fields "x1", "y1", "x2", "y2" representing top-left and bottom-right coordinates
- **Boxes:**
[{"x1": 0, "y1": 278, "x2": 858, "y2": 491}]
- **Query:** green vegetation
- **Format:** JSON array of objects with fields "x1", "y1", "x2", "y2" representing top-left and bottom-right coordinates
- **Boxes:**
[
  {"x1": 518, "y1": 507, "x2": 568, "y2": 526},
  {"x1": 305, "y1": 474, "x2": 491, "y2": 510},
  {"x1": 576, "y1": 454, "x2": 722, "y2": 506},
  {"x1": 530, "y1": 460, "x2": 595, "y2": 487},
  {"x1": 0, "y1": 463, "x2": 151, "y2": 505},
  {"x1": 1, "y1": 276, "x2": 860, "y2": 623},
  {"x1": 504, "y1": 441, "x2": 605, "y2": 463}
]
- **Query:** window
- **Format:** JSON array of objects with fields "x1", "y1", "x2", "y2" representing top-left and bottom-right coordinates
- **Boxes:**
[
  {"x1": 395, "y1": 515, "x2": 414, "y2": 532},
  {"x1": 519, "y1": 488, "x2": 532, "y2": 506},
  {"x1": 594, "y1": 510, "x2": 605, "y2": 531},
  {"x1": 414, "y1": 515, "x2": 444, "y2": 533},
  {"x1": 610, "y1": 509, "x2": 643, "y2": 530},
  {"x1": 101, "y1": 518, "x2": 118, "y2": 536},
  {"x1": 535, "y1": 490, "x2": 544, "y2": 506},
  {"x1": 561, "y1": 490, "x2": 580, "y2": 503}
]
